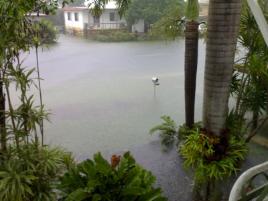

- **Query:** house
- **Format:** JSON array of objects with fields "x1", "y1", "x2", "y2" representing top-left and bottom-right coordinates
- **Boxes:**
[{"x1": 63, "y1": 1, "x2": 145, "y2": 35}]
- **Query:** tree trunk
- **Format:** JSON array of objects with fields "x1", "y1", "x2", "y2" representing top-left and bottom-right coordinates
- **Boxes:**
[
  {"x1": 0, "y1": 72, "x2": 6, "y2": 152},
  {"x1": 185, "y1": 21, "x2": 199, "y2": 128},
  {"x1": 203, "y1": 0, "x2": 242, "y2": 135}
]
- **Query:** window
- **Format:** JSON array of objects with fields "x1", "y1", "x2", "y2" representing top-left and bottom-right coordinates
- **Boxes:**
[
  {"x1": 67, "y1": 12, "x2": 71, "y2": 21},
  {"x1": 74, "y1": 13, "x2": 79, "y2": 21},
  {"x1": 110, "y1": 12, "x2": 115, "y2": 21}
]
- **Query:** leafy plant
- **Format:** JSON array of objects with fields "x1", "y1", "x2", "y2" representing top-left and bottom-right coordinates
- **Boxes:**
[
  {"x1": 178, "y1": 122, "x2": 202, "y2": 140},
  {"x1": 59, "y1": 152, "x2": 166, "y2": 201},
  {"x1": 180, "y1": 130, "x2": 248, "y2": 182},
  {"x1": 33, "y1": 19, "x2": 59, "y2": 45},
  {"x1": 150, "y1": 116, "x2": 201, "y2": 149},
  {"x1": 226, "y1": 110, "x2": 247, "y2": 138},
  {"x1": 0, "y1": 144, "x2": 73, "y2": 201},
  {"x1": 231, "y1": 0, "x2": 268, "y2": 135},
  {"x1": 150, "y1": 116, "x2": 178, "y2": 148},
  {"x1": 185, "y1": 0, "x2": 199, "y2": 20}
]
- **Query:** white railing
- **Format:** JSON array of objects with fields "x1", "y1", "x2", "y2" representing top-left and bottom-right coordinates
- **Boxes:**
[
  {"x1": 247, "y1": 0, "x2": 268, "y2": 46},
  {"x1": 229, "y1": 161, "x2": 268, "y2": 201}
]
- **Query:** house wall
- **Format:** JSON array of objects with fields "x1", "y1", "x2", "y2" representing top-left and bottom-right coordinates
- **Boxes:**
[
  {"x1": 82, "y1": 10, "x2": 89, "y2": 24},
  {"x1": 64, "y1": 11, "x2": 85, "y2": 31},
  {"x1": 88, "y1": 9, "x2": 126, "y2": 29},
  {"x1": 64, "y1": 8, "x2": 145, "y2": 34}
]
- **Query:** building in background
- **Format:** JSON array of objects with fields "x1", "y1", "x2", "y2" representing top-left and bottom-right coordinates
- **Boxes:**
[{"x1": 63, "y1": 1, "x2": 145, "y2": 35}]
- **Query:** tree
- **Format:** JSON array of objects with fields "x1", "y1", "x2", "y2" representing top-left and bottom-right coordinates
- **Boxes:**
[
  {"x1": 203, "y1": 0, "x2": 243, "y2": 135},
  {"x1": 184, "y1": 0, "x2": 199, "y2": 128},
  {"x1": 125, "y1": 0, "x2": 180, "y2": 31}
]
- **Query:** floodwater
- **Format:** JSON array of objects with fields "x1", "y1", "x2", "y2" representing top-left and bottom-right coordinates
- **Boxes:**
[{"x1": 24, "y1": 34, "x2": 206, "y2": 157}]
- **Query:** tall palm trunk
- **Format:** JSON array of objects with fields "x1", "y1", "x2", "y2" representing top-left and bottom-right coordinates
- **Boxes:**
[
  {"x1": 185, "y1": 21, "x2": 199, "y2": 128},
  {"x1": 0, "y1": 72, "x2": 6, "y2": 152},
  {"x1": 203, "y1": 0, "x2": 242, "y2": 135}
]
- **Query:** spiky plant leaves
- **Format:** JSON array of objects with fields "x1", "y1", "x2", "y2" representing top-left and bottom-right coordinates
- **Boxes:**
[
  {"x1": 150, "y1": 116, "x2": 178, "y2": 149},
  {"x1": 0, "y1": 160, "x2": 36, "y2": 201},
  {"x1": 180, "y1": 130, "x2": 248, "y2": 183},
  {"x1": 0, "y1": 144, "x2": 73, "y2": 201},
  {"x1": 232, "y1": 0, "x2": 268, "y2": 134}
]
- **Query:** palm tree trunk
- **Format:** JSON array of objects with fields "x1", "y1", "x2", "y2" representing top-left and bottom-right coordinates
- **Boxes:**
[
  {"x1": 0, "y1": 72, "x2": 6, "y2": 152},
  {"x1": 203, "y1": 0, "x2": 242, "y2": 135},
  {"x1": 185, "y1": 21, "x2": 199, "y2": 128}
]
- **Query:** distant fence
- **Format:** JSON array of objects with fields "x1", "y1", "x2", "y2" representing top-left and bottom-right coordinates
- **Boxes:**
[{"x1": 87, "y1": 23, "x2": 127, "y2": 30}]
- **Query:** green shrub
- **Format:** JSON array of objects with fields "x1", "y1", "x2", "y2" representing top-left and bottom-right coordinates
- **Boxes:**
[
  {"x1": 0, "y1": 144, "x2": 73, "y2": 201},
  {"x1": 180, "y1": 130, "x2": 248, "y2": 183},
  {"x1": 92, "y1": 30, "x2": 137, "y2": 42},
  {"x1": 150, "y1": 116, "x2": 201, "y2": 149},
  {"x1": 33, "y1": 19, "x2": 58, "y2": 45},
  {"x1": 178, "y1": 122, "x2": 202, "y2": 140},
  {"x1": 90, "y1": 30, "x2": 164, "y2": 42},
  {"x1": 150, "y1": 116, "x2": 179, "y2": 149},
  {"x1": 59, "y1": 152, "x2": 167, "y2": 201}
]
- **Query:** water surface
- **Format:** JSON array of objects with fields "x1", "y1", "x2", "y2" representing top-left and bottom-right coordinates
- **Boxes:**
[{"x1": 24, "y1": 35, "x2": 206, "y2": 157}]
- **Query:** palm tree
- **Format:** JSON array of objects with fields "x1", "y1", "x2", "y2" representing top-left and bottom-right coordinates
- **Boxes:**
[
  {"x1": 184, "y1": 0, "x2": 199, "y2": 128},
  {"x1": 203, "y1": 0, "x2": 243, "y2": 135}
]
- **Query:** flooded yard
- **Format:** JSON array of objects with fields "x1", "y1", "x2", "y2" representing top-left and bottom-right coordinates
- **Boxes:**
[{"x1": 24, "y1": 34, "x2": 206, "y2": 157}]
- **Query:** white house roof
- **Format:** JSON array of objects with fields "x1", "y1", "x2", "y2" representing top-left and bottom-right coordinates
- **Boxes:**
[{"x1": 84, "y1": 0, "x2": 117, "y2": 9}]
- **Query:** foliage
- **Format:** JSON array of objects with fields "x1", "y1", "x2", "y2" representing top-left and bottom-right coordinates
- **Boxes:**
[
  {"x1": 180, "y1": 130, "x2": 248, "y2": 183},
  {"x1": 151, "y1": 4, "x2": 185, "y2": 39},
  {"x1": 88, "y1": 0, "x2": 131, "y2": 18},
  {"x1": 150, "y1": 116, "x2": 178, "y2": 149},
  {"x1": 231, "y1": 0, "x2": 268, "y2": 134},
  {"x1": 59, "y1": 152, "x2": 167, "y2": 201},
  {"x1": 90, "y1": 30, "x2": 168, "y2": 42},
  {"x1": 125, "y1": 0, "x2": 184, "y2": 30},
  {"x1": 226, "y1": 110, "x2": 247, "y2": 138},
  {"x1": 0, "y1": 0, "x2": 73, "y2": 151},
  {"x1": 178, "y1": 122, "x2": 202, "y2": 139},
  {"x1": 150, "y1": 116, "x2": 201, "y2": 149},
  {"x1": 0, "y1": 144, "x2": 74, "y2": 201},
  {"x1": 91, "y1": 30, "x2": 136, "y2": 42},
  {"x1": 185, "y1": 0, "x2": 199, "y2": 21},
  {"x1": 33, "y1": 20, "x2": 59, "y2": 45},
  {"x1": 0, "y1": 0, "x2": 75, "y2": 200}
]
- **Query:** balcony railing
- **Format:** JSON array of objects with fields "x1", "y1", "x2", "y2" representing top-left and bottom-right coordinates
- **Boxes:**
[{"x1": 229, "y1": 161, "x2": 268, "y2": 201}]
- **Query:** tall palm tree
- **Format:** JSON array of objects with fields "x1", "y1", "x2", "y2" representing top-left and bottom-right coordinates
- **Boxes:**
[
  {"x1": 203, "y1": 0, "x2": 242, "y2": 135},
  {"x1": 184, "y1": 0, "x2": 199, "y2": 128}
]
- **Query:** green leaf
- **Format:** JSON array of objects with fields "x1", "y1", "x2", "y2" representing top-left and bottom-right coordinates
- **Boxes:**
[
  {"x1": 185, "y1": 0, "x2": 199, "y2": 20},
  {"x1": 67, "y1": 189, "x2": 89, "y2": 201}
]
